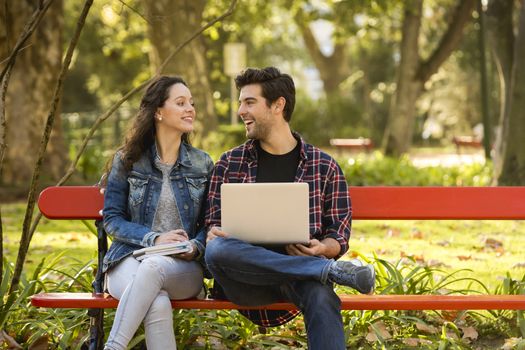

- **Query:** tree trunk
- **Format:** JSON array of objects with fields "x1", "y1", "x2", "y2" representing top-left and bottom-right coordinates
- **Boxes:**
[
  {"x1": 143, "y1": 0, "x2": 217, "y2": 137},
  {"x1": 1, "y1": 0, "x2": 66, "y2": 187},
  {"x1": 486, "y1": 0, "x2": 515, "y2": 180},
  {"x1": 497, "y1": 1, "x2": 525, "y2": 185},
  {"x1": 382, "y1": 1, "x2": 423, "y2": 157},
  {"x1": 294, "y1": 10, "x2": 350, "y2": 96},
  {"x1": 383, "y1": 0, "x2": 476, "y2": 156}
]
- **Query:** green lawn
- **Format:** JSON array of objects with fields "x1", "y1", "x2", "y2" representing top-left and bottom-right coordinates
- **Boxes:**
[
  {"x1": 2, "y1": 202, "x2": 525, "y2": 291},
  {"x1": 351, "y1": 219, "x2": 525, "y2": 292}
]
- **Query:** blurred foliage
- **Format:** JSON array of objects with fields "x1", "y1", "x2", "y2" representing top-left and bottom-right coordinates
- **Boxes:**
[
  {"x1": 339, "y1": 152, "x2": 492, "y2": 186},
  {"x1": 56, "y1": 0, "x2": 499, "y2": 179}
]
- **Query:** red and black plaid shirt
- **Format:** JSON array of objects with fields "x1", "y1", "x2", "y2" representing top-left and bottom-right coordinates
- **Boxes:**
[{"x1": 205, "y1": 133, "x2": 352, "y2": 327}]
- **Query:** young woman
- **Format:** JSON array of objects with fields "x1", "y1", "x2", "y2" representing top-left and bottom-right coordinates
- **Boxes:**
[{"x1": 102, "y1": 76, "x2": 213, "y2": 349}]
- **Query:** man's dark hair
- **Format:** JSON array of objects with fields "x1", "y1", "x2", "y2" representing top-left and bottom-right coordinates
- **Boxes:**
[{"x1": 235, "y1": 67, "x2": 295, "y2": 122}]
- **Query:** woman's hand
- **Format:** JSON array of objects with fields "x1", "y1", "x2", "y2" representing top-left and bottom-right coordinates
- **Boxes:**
[
  {"x1": 176, "y1": 240, "x2": 198, "y2": 261},
  {"x1": 154, "y1": 229, "x2": 199, "y2": 261},
  {"x1": 154, "y1": 229, "x2": 189, "y2": 245}
]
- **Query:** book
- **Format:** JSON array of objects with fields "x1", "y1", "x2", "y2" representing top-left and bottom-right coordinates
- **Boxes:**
[{"x1": 133, "y1": 241, "x2": 193, "y2": 261}]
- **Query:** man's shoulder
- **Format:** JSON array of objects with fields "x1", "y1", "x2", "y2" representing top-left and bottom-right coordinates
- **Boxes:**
[
  {"x1": 303, "y1": 142, "x2": 338, "y2": 166},
  {"x1": 218, "y1": 141, "x2": 252, "y2": 162}
]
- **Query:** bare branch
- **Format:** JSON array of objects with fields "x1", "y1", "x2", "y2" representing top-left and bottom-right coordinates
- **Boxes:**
[
  {"x1": 9, "y1": 0, "x2": 94, "y2": 294},
  {"x1": 0, "y1": 0, "x2": 54, "y2": 82},
  {"x1": 417, "y1": 0, "x2": 476, "y2": 83},
  {"x1": 117, "y1": 0, "x2": 151, "y2": 25},
  {"x1": 1, "y1": 0, "x2": 54, "y2": 179},
  {"x1": 0, "y1": 43, "x2": 33, "y2": 66},
  {"x1": 1, "y1": 3, "x2": 55, "y2": 270}
]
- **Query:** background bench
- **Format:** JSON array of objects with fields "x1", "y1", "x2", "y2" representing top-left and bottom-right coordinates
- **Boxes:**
[
  {"x1": 329, "y1": 138, "x2": 374, "y2": 153},
  {"x1": 452, "y1": 136, "x2": 483, "y2": 153},
  {"x1": 32, "y1": 186, "x2": 525, "y2": 349}
]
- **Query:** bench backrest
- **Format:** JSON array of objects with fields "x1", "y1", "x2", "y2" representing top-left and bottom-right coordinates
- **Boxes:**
[{"x1": 38, "y1": 186, "x2": 525, "y2": 220}]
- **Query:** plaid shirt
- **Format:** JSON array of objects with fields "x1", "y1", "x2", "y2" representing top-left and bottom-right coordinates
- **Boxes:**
[{"x1": 205, "y1": 133, "x2": 352, "y2": 327}]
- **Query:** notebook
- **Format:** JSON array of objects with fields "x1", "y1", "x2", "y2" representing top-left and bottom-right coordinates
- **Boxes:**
[
  {"x1": 132, "y1": 241, "x2": 193, "y2": 261},
  {"x1": 220, "y1": 182, "x2": 310, "y2": 244}
]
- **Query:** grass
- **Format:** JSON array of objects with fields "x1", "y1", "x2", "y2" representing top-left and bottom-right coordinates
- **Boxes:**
[
  {"x1": 3, "y1": 201, "x2": 524, "y2": 291},
  {"x1": 2, "y1": 202, "x2": 97, "y2": 275},
  {"x1": 350, "y1": 219, "x2": 525, "y2": 293}
]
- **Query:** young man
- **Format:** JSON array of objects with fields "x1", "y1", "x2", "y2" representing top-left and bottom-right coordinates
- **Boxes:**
[{"x1": 204, "y1": 67, "x2": 375, "y2": 349}]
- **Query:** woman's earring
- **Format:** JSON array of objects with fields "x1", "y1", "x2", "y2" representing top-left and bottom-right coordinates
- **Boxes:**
[{"x1": 157, "y1": 115, "x2": 162, "y2": 121}]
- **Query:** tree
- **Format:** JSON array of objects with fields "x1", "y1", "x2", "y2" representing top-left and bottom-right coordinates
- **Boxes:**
[
  {"x1": 382, "y1": 0, "x2": 476, "y2": 157},
  {"x1": 292, "y1": 5, "x2": 350, "y2": 96},
  {"x1": 0, "y1": 0, "x2": 67, "y2": 187},
  {"x1": 143, "y1": 0, "x2": 217, "y2": 137},
  {"x1": 488, "y1": 0, "x2": 525, "y2": 185}
]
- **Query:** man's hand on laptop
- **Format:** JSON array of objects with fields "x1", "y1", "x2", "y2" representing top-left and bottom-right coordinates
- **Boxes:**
[
  {"x1": 286, "y1": 237, "x2": 340, "y2": 259},
  {"x1": 207, "y1": 226, "x2": 229, "y2": 243},
  {"x1": 286, "y1": 239, "x2": 325, "y2": 257}
]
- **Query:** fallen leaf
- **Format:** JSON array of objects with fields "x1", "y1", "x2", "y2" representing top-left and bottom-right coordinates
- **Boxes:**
[
  {"x1": 436, "y1": 240, "x2": 451, "y2": 247},
  {"x1": 403, "y1": 338, "x2": 420, "y2": 346},
  {"x1": 349, "y1": 251, "x2": 359, "y2": 258},
  {"x1": 411, "y1": 229, "x2": 424, "y2": 239},
  {"x1": 0, "y1": 330, "x2": 22, "y2": 349},
  {"x1": 365, "y1": 331, "x2": 378, "y2": 342},
  {"x1": 426, "y1": 259, "x2": 448, "y2": 268},
  {"x1": 484, "y1": 237, "x2": 503, "y2": 249},
  {"x1": 457, "y1": 255, "x2": 472, "y2": 261},
  {"x1": 446, "y1": 330, "x2": 459, "y2": 340},
  {"x1": 441, "y1": 310, "x2": 461, "y2": 321},
  {"x1": 460, "y1": 326, "x2": 478, "y2": 340},
  {"x1": 28, "y1": 335, "x2": 49, "y2": 350},
  {"x1": 367, "y1": 321, "x2": 392, "y2": 341},
  {"x1": 386, "y1": 229, "x2": 400, "y2": 238},
  {"x1": 501, "y1": 337, "x2": 523, "y2": 350},
  {"x1": 416, "y1": 321, "x2": 438, "y2": 334}
]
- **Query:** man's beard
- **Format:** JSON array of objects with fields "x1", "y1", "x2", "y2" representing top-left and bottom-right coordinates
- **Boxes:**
[{"x1": 246, "y1": 121, "x2": 270, "y2": 140}]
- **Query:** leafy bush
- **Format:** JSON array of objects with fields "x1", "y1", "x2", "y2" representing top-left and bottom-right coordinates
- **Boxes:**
[{"x1": 338, "y1": 152, "x2": 492, "y2": 186}]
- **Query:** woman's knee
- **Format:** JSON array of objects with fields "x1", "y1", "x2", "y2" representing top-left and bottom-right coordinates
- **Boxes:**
[{"x1": 135, "y1": 256, "x2": 167, "y2": 283}]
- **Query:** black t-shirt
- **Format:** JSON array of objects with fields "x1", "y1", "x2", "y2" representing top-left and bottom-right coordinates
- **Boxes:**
[
  {"x1": 255, "y1": 139, "x2": 301, "y2": 254},
  {"x1": 255, "y1": 140, "x2": 301, "y2": 183}
]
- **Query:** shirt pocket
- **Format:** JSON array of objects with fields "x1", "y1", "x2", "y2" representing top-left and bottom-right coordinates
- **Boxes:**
[
  {"x1": 184, "y1": 176, "x2": 208, "y2": 204},
  {"x1": 128, "y1": 177, "x2": 148, "y2": 207}
]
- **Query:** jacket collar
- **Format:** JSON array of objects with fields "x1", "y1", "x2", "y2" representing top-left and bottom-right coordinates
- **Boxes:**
[{"x1": 150, "y1": 141, "x2": 193, "y2": 168}]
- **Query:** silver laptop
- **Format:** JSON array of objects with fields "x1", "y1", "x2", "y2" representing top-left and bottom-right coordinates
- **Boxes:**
[{"x1": 221, "y1": 183, "x2": 310, "y2": 244}]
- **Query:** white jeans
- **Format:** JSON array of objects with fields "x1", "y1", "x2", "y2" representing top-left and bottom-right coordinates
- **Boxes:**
[{"x1": 103, "y1": 255, "x2": 203, "y2": 350}]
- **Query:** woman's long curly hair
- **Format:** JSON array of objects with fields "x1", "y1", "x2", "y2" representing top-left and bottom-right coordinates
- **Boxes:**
[{"x1": 119, "y1": 76, "x2": 191, "y2": 171}]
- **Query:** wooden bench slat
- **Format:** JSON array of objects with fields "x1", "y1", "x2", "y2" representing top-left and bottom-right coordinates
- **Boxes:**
[
  {"x1": 38, "y1": 186, "x2": 104, "y2": 219},
  {"x1": 31, "y1": 293, "x2": 525, "y2": 311},
  {"x1": 38, "y1": 186, "x2": 525, "y2": 220}
]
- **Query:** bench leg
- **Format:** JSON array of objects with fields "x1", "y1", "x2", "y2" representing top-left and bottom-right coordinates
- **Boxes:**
[{"x1": 88, "y1": 308, "x2": 104, "y2": 350}]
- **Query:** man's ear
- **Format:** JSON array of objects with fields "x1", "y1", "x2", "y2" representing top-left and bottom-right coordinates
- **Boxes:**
[{"x1": 273, "y1": 97, "x2": 286, "y2": 113}]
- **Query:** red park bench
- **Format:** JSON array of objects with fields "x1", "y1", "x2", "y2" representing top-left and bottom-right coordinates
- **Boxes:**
[
  {"x1": 452, "y1": 136, "x2": 483, "y2": 154},
  {"x1": 329, "y1": 138, "x2": 374, "y2": 153},
  {"x1": 32, "y1": 186, "x2": 525, "y2": 349}
]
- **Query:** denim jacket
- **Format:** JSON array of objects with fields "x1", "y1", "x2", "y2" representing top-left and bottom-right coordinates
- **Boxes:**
[{"x1": 102, "y1": 142, "x2": 214, "y2": 273}]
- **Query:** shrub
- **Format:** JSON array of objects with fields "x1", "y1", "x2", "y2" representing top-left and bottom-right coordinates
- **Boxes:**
[{"x1": 338, "y1": 152, "x2": 492, "y2": 186}]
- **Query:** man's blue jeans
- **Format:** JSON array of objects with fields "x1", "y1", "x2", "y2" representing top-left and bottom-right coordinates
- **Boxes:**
[{"x1": 205, "y1": 237, "x2": 346, "y2": 350}]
